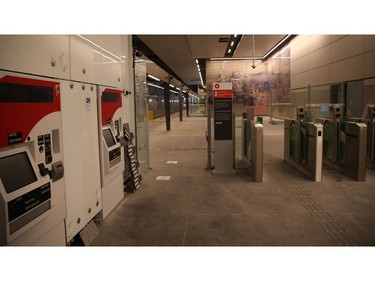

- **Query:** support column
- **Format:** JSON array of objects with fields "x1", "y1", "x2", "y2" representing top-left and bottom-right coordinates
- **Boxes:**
[
  {"x1": 179, "y1": 83, "x2": 183, "y2": 121},
  {"x1": 164, "y1": 76, "x2": 171, "y2": 131},
  {"x1": 185, "y1": 92, "x2": 189, "y2": 117}
]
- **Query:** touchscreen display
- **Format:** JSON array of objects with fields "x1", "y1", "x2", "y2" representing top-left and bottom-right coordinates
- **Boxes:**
[
  {"x1": 103, "y1": 129, "x2": 116, "y2": 148},
  {"x1": 0, "y1": 152, "x2": 38, "y2": 193}
]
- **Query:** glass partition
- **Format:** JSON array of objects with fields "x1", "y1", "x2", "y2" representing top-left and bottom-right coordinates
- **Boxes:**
[
  {"x1": 290, "y1": 79, "x2": 375, "y2": 122},
  {"x1": 134, "y1": 60, "x2": 150, "y2": 175}
]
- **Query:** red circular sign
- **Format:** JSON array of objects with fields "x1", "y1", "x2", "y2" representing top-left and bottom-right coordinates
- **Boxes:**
[{"x1": 214, "y1": 84, "x2": 220, "y2": 89}]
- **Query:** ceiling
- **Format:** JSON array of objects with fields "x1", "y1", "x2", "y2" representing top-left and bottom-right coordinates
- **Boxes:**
[{"x1": 134, "y1": 35, "x2": 288, "y2": 92}]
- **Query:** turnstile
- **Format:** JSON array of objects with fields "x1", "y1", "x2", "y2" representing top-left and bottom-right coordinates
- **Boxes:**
[
  {"x1": 242, "y1": 108, "x2": 263, "y2": 182},
  {"x1": 347, "y1": 105, "x2": 375, "y2": 170},
  {"x1": 284, "y1": 107, "x2": 323, "y2": 182},
  {"x1": 316, "y1": 104, "x2": 367, "y2": 181}
]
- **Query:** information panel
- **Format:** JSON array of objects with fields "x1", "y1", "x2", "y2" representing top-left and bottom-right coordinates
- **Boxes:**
[
  {"x1": 213, "y1": 82, "x2": 234, "y2": 174},
  {"x1": 214, "y1": 83, "x2": 233, "y2": 140}
]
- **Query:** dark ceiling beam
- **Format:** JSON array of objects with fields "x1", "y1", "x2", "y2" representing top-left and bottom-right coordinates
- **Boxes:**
[{"x1": 224, "y1": 35, "x2": 243, "y2": 57}]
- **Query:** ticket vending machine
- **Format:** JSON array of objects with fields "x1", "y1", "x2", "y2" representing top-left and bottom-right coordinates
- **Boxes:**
[
  {"x1": 0, "y1": 72, "x2": 66, "y2": 245},
  {"x1": 97, "y1": 87, "x2": 124, "y2": 220}
]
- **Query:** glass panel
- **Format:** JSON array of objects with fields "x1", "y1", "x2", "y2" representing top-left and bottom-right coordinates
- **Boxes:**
[
  {"x1": 134, "y1": 61, "x2": 149, "y2": 175},
  {"x1": 291, "y1": 88, "x2": 308, "y2": 119},
  {"x1": 189, "y1": 95, "x2": 207, "y2": 117},
  {"x1": 308, "y1": 85, "x2": 331, "y2": 121}
]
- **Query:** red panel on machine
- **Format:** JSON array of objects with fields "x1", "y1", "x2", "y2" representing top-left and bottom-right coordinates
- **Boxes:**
[
  {"x1": 101, "y1": 88, "x2": 122, "y2": 125},
  {"x1": 0, "y1": 75, "x2": 60, "y2": 148}
]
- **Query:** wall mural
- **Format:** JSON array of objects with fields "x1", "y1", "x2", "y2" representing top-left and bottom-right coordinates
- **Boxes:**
[{"x1": 206, "y1": 45, "x2": 291, "y2": 117}]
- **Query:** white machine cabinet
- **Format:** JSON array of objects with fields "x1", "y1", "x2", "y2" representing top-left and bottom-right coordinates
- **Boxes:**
[
  {"x1": 60, "y1": 81, "x2": 102, "y2": 243},
  {"x1": 69, "y1": 35, "x2": 123, "y2": 88},
  {"x1": 69, "y1": 36, "x2": 96, "y2": 84},
  {"x1": 0, "y1": 35, "x2": 70, "y2": 80},
  {"x1": 0, "y1": 71, "x2": 66, "y2": 245},
  {"x1": 96, "y1": 86, "x2": 125, "y2": 220}
]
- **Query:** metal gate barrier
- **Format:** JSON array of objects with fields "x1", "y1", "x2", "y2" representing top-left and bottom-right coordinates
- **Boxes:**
[
  {"x1": 242, "y1": 108, "x2": 263, "y2": 182},
  {"x1": 316, "y1": 104, "x2": 367, "y2": 181},
  {"x1": 347, "y1": 104, "x2": 375, "y2": 170},
  {"x1": 284, "y1": 107, "x2": 323, "y2": 182}
]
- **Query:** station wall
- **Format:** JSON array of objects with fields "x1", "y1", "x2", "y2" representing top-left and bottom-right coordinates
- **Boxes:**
[{"x1": 289, "y1": 35, "x2": 375, "y2": 119}]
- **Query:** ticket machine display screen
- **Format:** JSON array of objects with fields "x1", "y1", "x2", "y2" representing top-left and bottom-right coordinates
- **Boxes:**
[
  {"x1": 0, "y1": 152, "x2": 37, "y2": 193},
  {"x1": 103, "y1": 129, "x2": 116, "y2": 148}
]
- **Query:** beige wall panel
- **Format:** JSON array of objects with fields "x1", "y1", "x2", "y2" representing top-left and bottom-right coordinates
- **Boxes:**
[
  {"x1": 331, "y1": 54, "x2": 365, "y2": 82},
  {"x1": 364, "y1": 78, "x2": 375, "y2": 86},
  {"x1": 364, "y1": 49, "x2": 375, "y2": 78},
  {"x1": 309, "y1": 45, "x2": 331, "y2": 69},
  {"x1": 290, "y1": 61, "x2": 297, "y2": 75},
  {"x1": 291, "y1": 55, "x2": 309, "y2": 75},
  {"x1": 329, "y1": 35, "x2": 346, "y2": 44},
  {"x1": 330, "y1": 35, "x2": 365, "y2": 63},
  {"x1": 310, "y1": 88, "x2": 330, "y2": 104},
  {"x1": 291, "y1": 71, "x2": 309, "y2": 89},
  {"x1": 291, "y1": 88, "x2": 308, "y2": 95},
  {"x1": 308, "y1": 65, "x2": 331, "y2": 86},
  {"x1": 291, "y1": 36, "x2": 312, "y2": 61},
  {"x1": 292, "y1": 91, "x2": 308, "y2": 106},
  {"x1": 365, "y1": 35, "x2": 375, "y2": 52},
  {"x1": 290, "y1": 35, "x2": 311, "y2": 48},
  {"x1": 306, "y1": 35, "x2": 331, "y2": 53}
]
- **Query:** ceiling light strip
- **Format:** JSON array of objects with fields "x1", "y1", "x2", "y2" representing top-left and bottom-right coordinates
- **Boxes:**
[
  {"x1": 147, "y1": 74, "x2": 160, "y2": 81},
  {"x1": 148, "y1": 83, "x2": 164, "y2": 89},
  {"x1": 262, "y1": 35, "x2": 291, "y2": 59},
  {"x1": 196, "y1": 58, "x2": 204, "y2": 86}
]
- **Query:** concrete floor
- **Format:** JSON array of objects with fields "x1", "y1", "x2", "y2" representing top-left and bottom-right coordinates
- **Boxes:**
[{"x1": 91, "y1": 115, "x2": 375, "y2": 246}]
